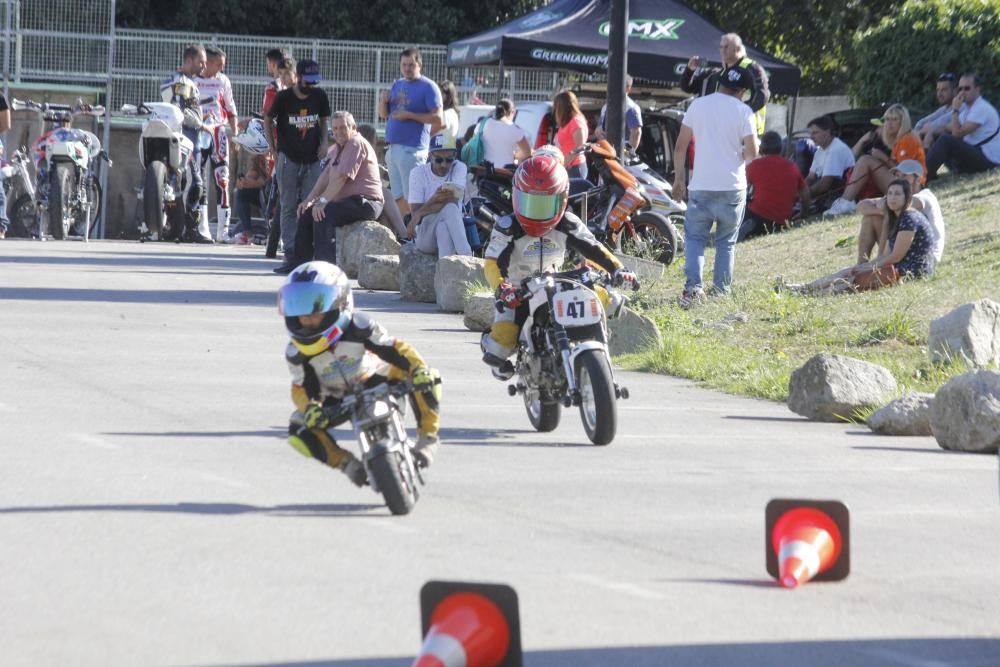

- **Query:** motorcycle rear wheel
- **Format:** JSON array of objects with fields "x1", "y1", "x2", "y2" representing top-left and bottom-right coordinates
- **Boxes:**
[
  {"x1": 49, "y1": 164, "x2": 74, "y2": 239},
  {"x1": 369, "y1": 451, "x2": 417, "y2": 516},
  {"x1": 575, "y1": 349, "x2": 617, "y2": 445},
  {"x1": 627, "y1": 211, "x2": 679, "y2": 267},
  {"x1": 524, "y1": 386, "x2": 561, "y2": 432},
  {"x1": 9, "y1": 194, "x2": 39, "y2": 238}
]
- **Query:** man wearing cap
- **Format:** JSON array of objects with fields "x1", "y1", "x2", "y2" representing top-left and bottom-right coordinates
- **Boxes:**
[
  {"x1": 265, "y1": 58, "x2": 331, "y2": 274},
  {"x1": 915, "y1": 73, "x2": 959, "y2": 150},
  {"x1": 379, "y1": 47, "x2": 444, "y2": 219},
  {"x1": 405, "y1": 131, "x2": 472, "y2": 258},
  {"x1": 672, "y1": 65, "x2": 758, "y2": 308},
  {"x1": 855, "y1": 159, "x2": 944, "y2": 266},
  {"x1": 926, "y1": 72, "x2": 1000, "y2": 179},
  {"x1": 291, "y1": 111, "x2": 384, "y2": 266}
]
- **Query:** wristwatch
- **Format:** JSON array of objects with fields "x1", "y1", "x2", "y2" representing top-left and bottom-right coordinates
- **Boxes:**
[{"x1": 317, "y1": 196, "x2": 329, "y2": 206}]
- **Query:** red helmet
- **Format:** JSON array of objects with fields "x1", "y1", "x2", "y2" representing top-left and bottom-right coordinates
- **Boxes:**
[{"x1": 513, "y1": 153, "x2": 569, "y2": 236}]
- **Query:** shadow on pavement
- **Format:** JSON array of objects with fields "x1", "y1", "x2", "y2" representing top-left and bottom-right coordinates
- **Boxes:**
[
  {"x1": 438, "y1": 426, "x2": 589, "y2": 449},
  {"x1": 194, "y1": 637, "x2": 1000, "y2": 667},
  {"x1": 0, "y1": 252, "x2": 271, "y2": 272},
  {"x1": 850, "y1": 445, "x2": 952, "y2": 454},
  {"x1": 724, "y1": 415, "x2": 807, "y2": 423},
  {"x1": 0, "y1": 286, "x2": 275, "y2": 306},
  {"x1": 0, "y1": 502, "x2": 384, "y2": 517}
]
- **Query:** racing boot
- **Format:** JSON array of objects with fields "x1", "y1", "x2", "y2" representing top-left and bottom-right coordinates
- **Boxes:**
[
  {"x1": 339, "y1": 456, "x2": 369, "y2": 487},
  {"x1": 197, "y1": 204, "x2": 212, "y2": 240},
  {"x1": 412, "y1": 433, "x2": 440, "y2": 468},
  {"x1": 215, "y1": 206, "x2": 231, "y2": 242},
  {"x1": 482, "y1": 352, "x2": 515, "y2": 381}
]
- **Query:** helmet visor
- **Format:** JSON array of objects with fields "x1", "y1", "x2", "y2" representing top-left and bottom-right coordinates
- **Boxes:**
[
  {"x1": 513, "y1": 190, "x2": 564, "y2": 221},
  {"x1": 278, "y1": 282, "x2": 337, "y2": 317}
]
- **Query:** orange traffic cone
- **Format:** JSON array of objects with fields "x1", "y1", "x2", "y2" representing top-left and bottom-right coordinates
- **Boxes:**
[
  {"x1": 766, "y1": 499, "x2": 850, "y2": 588},
  {"x1": 414, "y1": 581, "x2": 521, "y2": 667}
]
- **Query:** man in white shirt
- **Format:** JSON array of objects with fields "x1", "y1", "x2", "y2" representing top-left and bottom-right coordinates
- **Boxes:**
[
  {"x1": 672, "y1": 65, "x2": 758, "y2": 307},
  {"x1": 915, "y1": 73, "x2": 958, "y2": 149},
  {"x1": 855, "y1": 159, "x2": 944, "y2": 267},
  {"x1": 805, "y1": 115, "x2": 855, "y2": 205},
  {"x1": 406, "y1": 131, "x2": 472, "y2": 257},
  {"x1": 926, "y1": 73, "x2": 1000, "y2": 178}
]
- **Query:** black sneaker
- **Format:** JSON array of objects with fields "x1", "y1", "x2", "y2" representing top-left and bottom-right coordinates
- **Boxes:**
[
  {"x1": 182, "y1": 229, "x2": 214, "y2": 244},
  {"x1": 273, "y1": 264, "x2": 294, "y2": 275}
]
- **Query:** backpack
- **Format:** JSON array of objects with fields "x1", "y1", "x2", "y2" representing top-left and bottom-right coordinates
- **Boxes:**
[{"x1": 460, "y1": 116, "x2": 489, "y2": 166}]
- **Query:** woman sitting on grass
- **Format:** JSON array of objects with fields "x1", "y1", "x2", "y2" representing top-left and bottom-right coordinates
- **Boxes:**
[{"x1": 784, "y1": 178, "x2": 936, "y2": 295}]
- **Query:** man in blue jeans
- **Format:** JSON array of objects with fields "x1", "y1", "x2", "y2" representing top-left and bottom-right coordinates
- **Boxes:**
[
  {"x1": 378, "y1": 47, "x2": 443, "y2": 219},
  {"x1": 671, "y1": 66, "x2": 758, "y2": 309}
]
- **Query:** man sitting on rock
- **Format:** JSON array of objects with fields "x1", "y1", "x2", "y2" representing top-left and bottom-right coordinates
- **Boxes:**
[
  {"x1": 405, "y1": 131, "x2": 472, "y2": 257},
  {"x1": 293, "y1": 111, "x2": 384, "y2": 266}
]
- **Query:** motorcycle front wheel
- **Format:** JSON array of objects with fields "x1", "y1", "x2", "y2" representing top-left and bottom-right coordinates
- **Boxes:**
[
  {"x1": 369, "y1": 450, "x2": 417, "y2": 516},
  {"x1": 575, "y1": 349, "x2": 617, "y2": 445},
  {"x1": 49, "y1": 164, "x2": 74, "y2": 239},
  {"x1": 144, "y1": 161, "x2": 168, "y2": 236}
]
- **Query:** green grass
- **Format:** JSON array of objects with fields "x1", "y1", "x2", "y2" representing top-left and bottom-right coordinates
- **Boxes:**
[{"x1": 617, "y1": 170, "x2": 1000, "y2": 402}]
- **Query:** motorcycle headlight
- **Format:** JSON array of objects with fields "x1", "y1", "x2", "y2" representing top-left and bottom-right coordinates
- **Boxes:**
[{"x1": 370, "y1": 401, "x2": 390, "y2": 418}]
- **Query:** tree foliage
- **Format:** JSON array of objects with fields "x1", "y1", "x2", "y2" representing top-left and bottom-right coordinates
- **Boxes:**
[{"x1": 847, "y1": 0, "x2": 1000, "y2": 110}]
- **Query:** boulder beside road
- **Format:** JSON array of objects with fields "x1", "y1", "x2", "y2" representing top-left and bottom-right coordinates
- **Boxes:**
[
  {"x1": 788, "y1": 353, "x2": 898, "y2": 422},
  {"x1": 930, "y1": 370, "x2": 1000, "y2": 453}
]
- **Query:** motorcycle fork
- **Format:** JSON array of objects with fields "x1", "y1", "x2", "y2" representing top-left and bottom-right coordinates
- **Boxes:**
[{"x1": 547, "y1": 284, "x2": 581, "y2": 405}]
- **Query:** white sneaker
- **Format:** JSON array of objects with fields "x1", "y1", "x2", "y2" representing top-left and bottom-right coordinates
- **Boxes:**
[{"x1": 824, "y1": 198, "x2": 856, "y2": 216}]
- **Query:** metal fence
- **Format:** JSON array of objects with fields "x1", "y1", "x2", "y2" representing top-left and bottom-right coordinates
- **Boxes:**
[{"x1": 4, "y1": 0, "x2": 574, "y2": 131}]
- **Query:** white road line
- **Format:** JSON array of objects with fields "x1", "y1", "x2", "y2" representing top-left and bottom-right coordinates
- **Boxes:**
[{"x1": 567, "y1": 573, "x2": 665, "y2": 601}]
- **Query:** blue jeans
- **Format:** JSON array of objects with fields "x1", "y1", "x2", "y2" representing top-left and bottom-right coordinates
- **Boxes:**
[
  {"x1": 233, "y1": 186, "x2": 263, "y2": 235},
  {"x1": 683, "y1": 189, "x2": 746, "y2": 293},
  {"x1": 386, "y1": 144, "x2": 428, "y2": 200},
  {"x1": 276, "y1": 154, "x2": 323, "y2": 263}
]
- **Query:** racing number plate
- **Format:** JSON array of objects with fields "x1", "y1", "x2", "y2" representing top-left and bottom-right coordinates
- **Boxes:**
[{"x1": 552, "y1": 288, "x2": 602, "y2": 327}]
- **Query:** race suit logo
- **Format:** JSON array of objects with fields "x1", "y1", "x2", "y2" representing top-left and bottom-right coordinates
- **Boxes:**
[
  {"x1": 598, "y1": 18, "x2": 685, "y2": 40},
  {"x1": 522, "y1": 236, "x2": 561, "y2": 260},
  {"x1": 530, "y1": 48, "x2": 608, "y2": 68}
]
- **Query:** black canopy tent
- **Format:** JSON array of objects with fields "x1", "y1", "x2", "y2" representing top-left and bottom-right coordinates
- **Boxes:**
[{"x1": 447, "y1": 0, "x2": 801, "y2": 98}]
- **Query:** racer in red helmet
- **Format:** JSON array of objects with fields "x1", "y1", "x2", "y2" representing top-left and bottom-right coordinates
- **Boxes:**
[{"x1": 480, "y1": 152, "x2": 638, "y2": 379}]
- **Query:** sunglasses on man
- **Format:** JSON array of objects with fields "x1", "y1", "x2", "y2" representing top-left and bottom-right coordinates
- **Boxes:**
[{"x1": 433, "y1": 156, "x2": 455, "y2": 165}]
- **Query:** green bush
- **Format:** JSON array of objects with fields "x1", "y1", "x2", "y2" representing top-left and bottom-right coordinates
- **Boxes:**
[{"x1": 849, "y1": 0, "x2": 1000, "y2": 111}]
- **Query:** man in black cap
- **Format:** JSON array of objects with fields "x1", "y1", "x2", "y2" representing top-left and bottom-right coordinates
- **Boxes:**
[
  {"x1": 671, "y1": 65, "x2": 758, "y2": 309},
  {"x1": 265, "y1": 58, "x2": 331, "y2": 274}
]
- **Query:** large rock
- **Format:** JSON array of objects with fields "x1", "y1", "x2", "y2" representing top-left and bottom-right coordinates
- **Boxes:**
[
  {"x1": 357, "y1": 254, "x2": 400, "y2": 292},
  {"x1": 930, "y1": 370, "x2": 1000, "y2": 453},
  {"x1": 336, "y1": 221, "x2": 400, "y2": 279},
  {"x1": 867, "y1": 392, "x2": 934, "y2": 436},
  {"x1": 928, "y1": 299, "x2": 1000, "y2": 368},
  {"x1": 463, "y1": 293, "x2": 495, "y2": 332},
  {"x1": 435, "y1": 255, "x2": 487, "y2": 312},
  {"x1": 788, "y1": 353, "x2": 898, "y2": 422},
  {"x1": 617, "y1": 253, "x2": 665, "y2": 284},
  {"x1": 398, "y1": 244, "x2": 438, "y2": 303},
  {"x1": 608, "y1": 307, "x2": 662, "y2": 356}
]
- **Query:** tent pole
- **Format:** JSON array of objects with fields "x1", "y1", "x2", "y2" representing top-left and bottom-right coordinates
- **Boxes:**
[
  {"x1": 606, "y1": 0, "x2": 629, "y2": 156},
  {"x1": 787, "y1": 92, "x2": 799, "y2": 156}
]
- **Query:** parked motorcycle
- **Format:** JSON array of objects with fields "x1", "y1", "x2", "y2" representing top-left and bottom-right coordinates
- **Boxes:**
[
  {"x1": 471, "y1": 140, "x2": 681, "y2": 266},
  {"x1": 121, "y1": 102, "x2": 193, "y2": 241},
  {"x1": 504, "y1": 267, "x2": 635, "y2": 446},
  {"x1": 622, "y1": 145, "x2": 686, "y2": 255},
  {"x1": 323, "y1": 381, "x2": 425, "y2": 515},
  {"x1": 14, "y1": 98, "x2": 109, "y2": 239},
  {"x1": 1, "y1": 146, "x2": 39, "y2": 238}
]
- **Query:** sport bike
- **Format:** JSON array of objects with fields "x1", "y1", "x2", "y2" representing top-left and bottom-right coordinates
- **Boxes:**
[
  {"x1": 323, "y1": 381, "x2": 425, "y2": 515},
  {"x1": 504, "y1": 267, "x2": 636, "y2": 446}
]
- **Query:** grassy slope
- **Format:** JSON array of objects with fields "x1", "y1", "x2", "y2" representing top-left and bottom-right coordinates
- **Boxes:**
[{"x1": 619, "y1": 170, "x2": 1000, "y2": 402}]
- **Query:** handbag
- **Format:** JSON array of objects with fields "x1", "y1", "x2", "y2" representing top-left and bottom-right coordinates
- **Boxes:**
[{"x1": 460, "y1": 117, "x2": 489, "y2": 166}]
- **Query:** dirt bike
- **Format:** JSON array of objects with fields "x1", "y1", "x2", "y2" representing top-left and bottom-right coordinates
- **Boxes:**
[
  {"x1": 121, "y1": 102, "x2": 193, "y2": 241},
  {"x1": 503, "y1": 267, "x2": 635, "y2": 446},
  {"x1": 14, "y1": 99, "x2": 110, "y2": 239},
  {"x1": 323, "y1": 381, "x2": 425, "y2": 516},
  {"x1": 1, "y1": 146, "x2": 39, "y2": 238},
  {"x1": 470, "y1": 140, "x2": 680, "y2": 266}
]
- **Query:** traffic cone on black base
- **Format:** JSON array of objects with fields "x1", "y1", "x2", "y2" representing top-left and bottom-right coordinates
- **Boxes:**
[
  {"x1": 766, "y1": 498, "x2": 850, "y2": 588},
  {"x1": 413, "y1": 581, "x2": 522, "y2": 667}
]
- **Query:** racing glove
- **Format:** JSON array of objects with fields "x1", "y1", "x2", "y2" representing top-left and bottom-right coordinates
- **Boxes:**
[
  {"x1": 495, "y1": 281, "x2": 522, "y2": 311},
  {"x1": 613, "y1": 268, "x2": 641, "y2": 291},
  {"x1": 412, "y1": 367, "x2": 442, "y2": 404},
  {"x1": 302, "y1": 402, "x2": 330, "y2": 430},
  {"x1": 181, "y1": 108, "x2": 204, "y2": 130}
]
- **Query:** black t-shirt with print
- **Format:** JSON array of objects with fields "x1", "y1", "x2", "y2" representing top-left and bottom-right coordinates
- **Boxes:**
[{"x1": 268, "y1": 87, "x2": 331, "y2": 165}]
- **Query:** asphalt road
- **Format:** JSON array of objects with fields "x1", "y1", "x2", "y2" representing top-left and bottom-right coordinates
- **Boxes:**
[{"x1": 1, "y1": 240, "x2": 998, "y2": 667}]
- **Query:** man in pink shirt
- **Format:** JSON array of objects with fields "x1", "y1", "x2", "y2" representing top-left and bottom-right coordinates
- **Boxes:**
[{"x1": 292, "y1": 111, "x2": 385, "y2": 265}]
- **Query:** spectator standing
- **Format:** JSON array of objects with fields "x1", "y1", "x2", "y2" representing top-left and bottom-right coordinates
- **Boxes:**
[
  {"x1": 915, "y1": 73, "x2": 958, "y2": 149},
  {"x1": 482, "y1": 99, "x2": 531, "y2": 168},
  {"x1": 379, "y1": 47, "x2": 443, "y2": 218},
  {"x1": 825, "y1": 103, "x2": 926, "y2": 216},
  {"x1": 805, "y1": 115, "x2": 855, "y2": 208},
  {"x1": 264, "y1": 59, "x2": 331, "y2": 274},
  {"x1": 160, "y1": 43, "x2": 212, "y2": 243},
  {"x1": 595, "y1": 74, "x2": 642, "y2": 149},
  {"x1": 439, "y1": 80, "x2": 461, "y2": 140},
  {"x1": 553, "y1": 90, "x2": 589, "y2": 180},
  {"x1": 926, "y1": 73, "x2": 1000, "y2": 178},
  {"x1": 672, "y1": 66, "x2": 758, "y2": 308},
  {"x1": 406, "y1": 132, "x2": 472, "y2": 258},
  {"x1": 739, "y1": 131, "x2": 809, "y2": 241},
  {"x1": 194, "y1": 46, "x2": 239, "y2": 241},
  {"x1": 292, "y1": 111, "x2": 384, "y2": 266},
  {"x1": 0, "y1": 91, "x2": 10, "y2": 238},
  {"x1": 682, "y1": 33, "x2": 770, "y2": 136},
  {"x1": 263, "y1": 48, "x2": 290, "y2": 117}
]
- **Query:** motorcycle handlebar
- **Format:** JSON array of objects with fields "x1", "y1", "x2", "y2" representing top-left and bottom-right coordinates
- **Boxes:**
[{"x1": 12, "y1": 98, "x2": 105, "y2": 118}]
